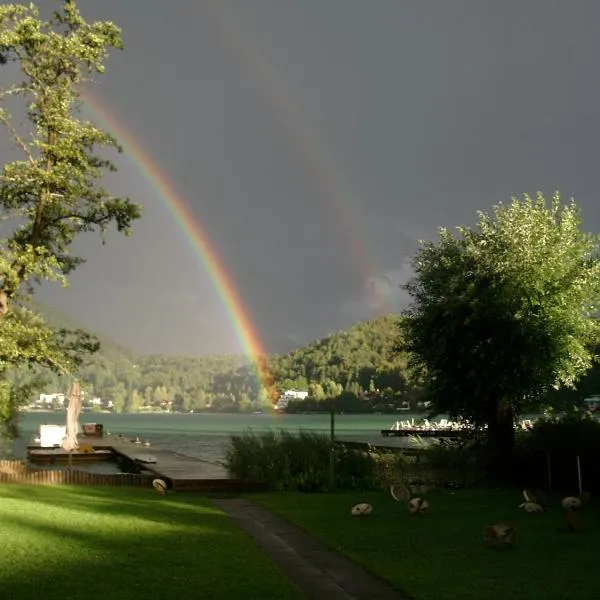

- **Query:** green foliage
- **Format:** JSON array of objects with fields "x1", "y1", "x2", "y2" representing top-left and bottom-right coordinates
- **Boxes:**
[
  {"x1": 402, "y1": 192, "x2": 600, "y2": 427},
  {"x1": 513, "y1": 411, "x2": 600, "y2": 492},
  {"x1": 224, "y1": 430, "x2": 401, "y2": 492},
  {"x1": 0, "y1": 1, "x2": 140, "y2": 289},
  {"x1": 0, "y1": 301, "x2": 99, "y2": 431},
  {"x1": 522, "y1": 410, "x2": 600, "y2": 455},
  {"x1": 419, "y1": 438, "x2": 487, "y2": 488},
  {"x1": 0, "y1": 1, "x2": 140, "y2": 435},
  {"x1": 20, "y1": 308, "x2": 420, "y2": 413},
  {"x1": 272, "y1": 314, "x2": 409, "y2": 394}
]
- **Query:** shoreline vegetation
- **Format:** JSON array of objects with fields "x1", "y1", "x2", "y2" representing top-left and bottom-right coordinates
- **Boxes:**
[
  {"x1": 21, "y1": 406, "x2": 430, "y2": 415},
  {"x1": 224, "y1": 411, "x2": 600, "y2": 494}
]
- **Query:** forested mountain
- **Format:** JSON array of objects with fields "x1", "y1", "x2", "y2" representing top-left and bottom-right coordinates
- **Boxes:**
[
  {"x1": 271, "y1": 315, "x2": 410, "y2": 397},
  {"x1": 25, "y1": 305, "x2": 414, "y2": 412},
  {"x1": 23, "y1": 304, "x2": 599, "y2": 413}
]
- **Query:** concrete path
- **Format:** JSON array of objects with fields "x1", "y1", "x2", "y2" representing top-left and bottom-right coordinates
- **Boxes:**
[{"x1": 212, "y1": 497, "x2": 410, "y2": 600}]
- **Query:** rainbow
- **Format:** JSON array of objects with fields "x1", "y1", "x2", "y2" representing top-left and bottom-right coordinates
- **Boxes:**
[
  {"x1": 201, "y1": 1, "x2": 400, "y2": 314},
  {"x1": 81, "y1": 91, "x2": 273, "y2": 391}
]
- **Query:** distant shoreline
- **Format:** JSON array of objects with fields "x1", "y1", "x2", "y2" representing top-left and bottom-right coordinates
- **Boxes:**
[{"x1": 22, "y1": 408, "x2": 415, "y2": 416}]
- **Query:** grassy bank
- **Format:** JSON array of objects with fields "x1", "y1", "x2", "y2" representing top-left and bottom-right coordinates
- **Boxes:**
[
  {"x1": 254, "y1": 488, "x2": 600, "y2": 600},
  {"x1": 0, "y1": 485, "x2": 304, "y2": 600}
]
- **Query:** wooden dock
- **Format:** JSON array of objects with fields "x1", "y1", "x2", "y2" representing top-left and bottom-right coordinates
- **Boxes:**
[
  {"x1": 106, "y1": 439, "x2": 266, "y2": 493},
  {"x1": 25, "y1": 435, "x2": 266, "y2": 493}
]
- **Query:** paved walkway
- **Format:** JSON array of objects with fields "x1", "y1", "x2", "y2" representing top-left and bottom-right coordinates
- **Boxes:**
[{"x1": 212, "y1": 497, "x2": 410, "y2": 600}]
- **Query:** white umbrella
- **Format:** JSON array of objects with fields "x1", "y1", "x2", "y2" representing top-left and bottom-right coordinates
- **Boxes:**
[{"x1": 62, "y1": 381, "x2": 82, "y2": 459}]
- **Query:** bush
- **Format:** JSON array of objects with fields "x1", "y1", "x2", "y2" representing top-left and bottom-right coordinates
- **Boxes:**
[
  {"x1": 514, "y1": 412, "x2": 600, "y2": 493},
  {"x1": 224, "y1": 429, "x2": 407, "y2": 492},
  {"x1": 415, "y1": 436, "x2": 487, "y2": 488}
]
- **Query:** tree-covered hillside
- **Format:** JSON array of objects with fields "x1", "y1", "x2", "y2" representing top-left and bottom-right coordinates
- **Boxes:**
[
  {"x1": 270, "y1": 315, "x2": 410, "y2": 396},
  {"x1": 24, "y1": 304, "x2": 600, "y2": 414},
  {"x1": 26, "y1": 307, "x2": 414, "y2": 412}
]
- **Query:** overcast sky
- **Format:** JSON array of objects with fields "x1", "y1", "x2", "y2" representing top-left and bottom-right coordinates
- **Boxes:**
[{"x1": 4, "y1": 0, "x2": 600, "y2": 355}]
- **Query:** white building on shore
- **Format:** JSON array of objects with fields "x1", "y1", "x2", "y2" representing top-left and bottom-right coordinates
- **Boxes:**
[
  {"x1": 38, "y1": 393, "x2": 66, "y2": 407},
  {"x1": 275, "y1": 389, "x2": 309, "y2": 410}
]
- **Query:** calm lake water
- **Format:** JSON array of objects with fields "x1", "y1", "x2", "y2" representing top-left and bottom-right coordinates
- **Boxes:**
[{"x1": 13, "y1": 412, "x2": 416, "y2": 465}]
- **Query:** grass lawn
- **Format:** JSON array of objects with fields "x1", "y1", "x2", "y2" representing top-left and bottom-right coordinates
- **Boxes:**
[
  {"x1": 0, "y1": 484, "x2": 305, "y2": 600},
  {"x1": 254, "y1": 488, "x2": 600, "y2": 600}
]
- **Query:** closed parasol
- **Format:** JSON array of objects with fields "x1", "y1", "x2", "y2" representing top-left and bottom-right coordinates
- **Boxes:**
[{"x1": 62, "y1": 380, "x2": 82, "y2": 456}]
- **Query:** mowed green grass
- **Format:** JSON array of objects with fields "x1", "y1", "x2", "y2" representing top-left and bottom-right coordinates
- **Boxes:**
[
  {"x1": 255, "y1": 488, "x2": 600, "y2": 600},
  {"x1": 0, "y1": 485, "x2": 305, "y2": 600}
]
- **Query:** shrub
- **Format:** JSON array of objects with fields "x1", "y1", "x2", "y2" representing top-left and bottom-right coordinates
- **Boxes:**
[
  {"x1": 416, "y1": 436, "x2": 487, "y2": 488},
  {"x1": 514, "y1": 412, "x2": 600, "y2": 493},
  {"x1": 224, "y1": 429, "x2": 407, "y2": 492}
]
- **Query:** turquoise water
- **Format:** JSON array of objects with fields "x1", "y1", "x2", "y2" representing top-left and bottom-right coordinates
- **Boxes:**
[{"x1": 14, "y1": 411, "x2": 413, "y2": 463}]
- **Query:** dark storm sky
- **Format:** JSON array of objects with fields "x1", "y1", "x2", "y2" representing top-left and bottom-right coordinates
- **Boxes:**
[{"x1": 6, "y1": 0, "x2": 600, "y2": 355}]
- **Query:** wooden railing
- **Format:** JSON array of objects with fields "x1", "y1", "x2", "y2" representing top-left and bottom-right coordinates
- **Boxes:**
[{"x1": 0, "y1": 460, "x2": 154, "y2": 487}]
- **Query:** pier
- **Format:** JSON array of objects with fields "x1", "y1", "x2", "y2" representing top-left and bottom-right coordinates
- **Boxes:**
[
  {"x1": 27, "y1": 435, "x2": 266, "y2": 493},
  {"x1": 108, "y1": 439, "x2": 256, "y2": 492}
]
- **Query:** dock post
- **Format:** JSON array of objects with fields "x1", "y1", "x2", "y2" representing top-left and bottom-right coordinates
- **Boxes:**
[{"x1": 329, "y1": 405, "x2": 336, "y2": 491}]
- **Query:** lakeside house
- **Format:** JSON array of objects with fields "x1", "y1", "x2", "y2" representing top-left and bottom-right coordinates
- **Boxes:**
[
  {"x1": 29, "y1": 391, "x2": 113, "y2": 412},
  {"x1": 275, "y1": 389, "x2": 309, "y2": 411}
]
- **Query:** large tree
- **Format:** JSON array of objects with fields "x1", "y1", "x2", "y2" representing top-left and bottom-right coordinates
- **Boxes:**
[
  {"x1": 401, "y1": 192, "x2": 600, "y2": 481},
  {"x1": 0, "y1": 1, "x2": 140, "y2": 438}
]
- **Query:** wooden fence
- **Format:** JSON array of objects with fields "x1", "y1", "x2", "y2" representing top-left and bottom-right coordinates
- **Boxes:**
[{"x1": 0, "y1": 460, "x2": 155, "y2": 487}]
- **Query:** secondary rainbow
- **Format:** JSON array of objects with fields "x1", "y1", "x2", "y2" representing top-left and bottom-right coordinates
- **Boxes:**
[
  {"x1": 202, "y1": 1, "x2": 398, "y2": 314},
  {"x1": 81, "y1": 91, "x2": 272, "y2": 389}
]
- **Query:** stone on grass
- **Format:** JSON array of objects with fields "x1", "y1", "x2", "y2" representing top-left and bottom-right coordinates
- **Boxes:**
[
  {"x1": 152, "y1": 478, "x2": 168, "y2": 494},
  {"x1": 408, "y1": 497, "x2": 429, "y2": 515},
  {"x1": 562, "y1": 496, "x2": 582, "y2": 510},
  {"x1": 351, "y1": 502, "x2": 373, "y2": 516}
]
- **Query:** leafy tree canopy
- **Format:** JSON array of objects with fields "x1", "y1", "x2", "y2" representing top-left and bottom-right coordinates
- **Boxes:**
[
  {"x1": 401, "y1": 192, "x2": 600, "y2": 464},
  {"x1": 0, "y1": 1, "x2": 140, "y2": 438}
]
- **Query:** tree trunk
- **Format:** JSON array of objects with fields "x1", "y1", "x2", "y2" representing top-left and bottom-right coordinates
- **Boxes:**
[
  {"x1": 0, "y1": 290, "x2": 7, "y2": 317},
  {"x1": 486, "y1": 399, "x2": 515, "y2": 485}
]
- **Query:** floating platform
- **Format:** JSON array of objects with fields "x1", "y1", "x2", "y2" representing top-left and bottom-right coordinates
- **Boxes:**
[{"x1": 380, "y1": 428, "x2": 471, "y2": 438}]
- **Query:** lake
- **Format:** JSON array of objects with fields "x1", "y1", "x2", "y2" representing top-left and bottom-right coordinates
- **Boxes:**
[{"x1": 12, "y1": 412, "x2": 415, "y2": 465}]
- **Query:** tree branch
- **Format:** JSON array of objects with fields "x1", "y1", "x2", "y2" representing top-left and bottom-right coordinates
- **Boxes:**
[
  {"x1": 0, "y1": 84, "x2": 29, "y2": 99},
  {"x1": 44, "y1": 210, "x2": 111, "y2": 228},
  {"x1": 0, "y1": 114, "x2": 36, "y2": 167}
]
